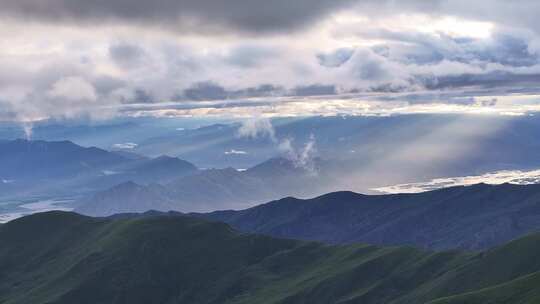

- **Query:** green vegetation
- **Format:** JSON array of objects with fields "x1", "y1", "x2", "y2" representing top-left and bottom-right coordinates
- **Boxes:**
[{"x1": 1, "y1": 211, "x2": 540, "y2": 304}]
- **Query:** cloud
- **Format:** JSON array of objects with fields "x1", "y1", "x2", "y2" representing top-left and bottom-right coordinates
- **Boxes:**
[
  {"x1": 109, "y1": 42, "x2": 147, "y2": 69},
  {"x1": 237, "y1": 118, "x2": 276, "y2": 141},
  {"x1": 278, "y1": 134, "x2": 318, "y2": 173},
  {"x1": 113, "y1": 142, "x2": 138, "y2": 149},
  {"x1": 224, "y1": 149, "x2": 248, "y2": 155},
  {"x1": 293, "y1": 85, "x2": 337, "y2": 96},
  {"x1": 0, "y1": 0, "x2": 355, "y2": 34},
  {"x1": 224, "y1": 45, "x2": 278, "y2": 68},
  {"x1": 4, "y1": 1, "x2": 540, "y2": 122},
  {"x1": 181, "y1": 81, "x2": 228, "y2": 101},
  {"x1": 48, "y1": 76, "x2": 97, "y2": 102},
  {"x1": 0, "y1": 54, "x2": 124, "y2": 131},
  {"x1": 236, "y1": 116, "x2": 319, "y2": 171},
  {"x1": 317, "y1": 48, "x2": 355, "y2": 68}
]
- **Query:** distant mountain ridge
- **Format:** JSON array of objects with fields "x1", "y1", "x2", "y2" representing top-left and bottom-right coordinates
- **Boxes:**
[
  {"x1": 78, "y1": 182, "x2": 540, "y2": 251},
  {"x1": 1, "y1": 211, "x2": 540, "y2": 304},
  {"x1": 0, "y1": 139, "x2": 198, "y2": 198},
  {"x1": 76, "y1": 157, "x2": 338, "y2": 215},
  {"x1": 0, "y1": 138, "x2": 341, "y2": 214},
  {"x1": 197, "y1": 182, "x2": 540, "y2": 250},
  {"x1": 0, "y1": 139, "x2": 129, "y2": 180}
]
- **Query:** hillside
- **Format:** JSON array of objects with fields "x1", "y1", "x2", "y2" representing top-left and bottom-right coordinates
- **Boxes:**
[
  {"x1": 1, "y1": 211, "x2": 540, "y2": 304},
  {"x1": 200, "y1": 183, "x2": 540, "y2": 250}
]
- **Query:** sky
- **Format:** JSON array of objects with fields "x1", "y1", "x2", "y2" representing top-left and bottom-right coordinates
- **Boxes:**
[{"x1": 3, "y1": 0, "x2": 540, "y2": 123}]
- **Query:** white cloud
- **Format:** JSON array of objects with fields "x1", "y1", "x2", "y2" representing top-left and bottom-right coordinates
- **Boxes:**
[
  {"x1": 224, "y1": 149, "x2": 248, "y2": 155},
  {"x1": 113, "y1": 142, "x2": 138, "y2": 149},
  {"x1": 2, "y1": 3, "x2": 540, "y2": 121},
  {"x1": 48, "y1": 77, "x2": 97, "y2": 102},
  {"x1": 279, "y1": 134, "x2": 318, "y2": 173},
  {"x1": 373, "y1": 168, "x2": 540, "y2": 194},
  {"x1": 237, "y1": 117, "x2": 276, "y2": 141}
]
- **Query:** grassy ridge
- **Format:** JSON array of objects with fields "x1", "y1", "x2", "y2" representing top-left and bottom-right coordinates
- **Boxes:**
[{"x1": 1, "y1": 211, "x2": 539, "y2": 304}]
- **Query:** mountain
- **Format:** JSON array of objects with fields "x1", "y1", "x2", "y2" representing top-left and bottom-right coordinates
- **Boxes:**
[
  {"x1": 199, "y1": 183, "x2": 540, "y2": 250},
  {"x1": 0, "y1": 139, "x2": 201, "y2": 203},
  {"x1": 129, "y1": 155, "x2": 198, "y2": 182},
  {"x1": 89, "y1": 155, "x2": 199, "y2": 187},
  {"x1": 74, "y1": 182, "x2": 175, "y2": 216},
  {"x1": 0, "y1": 139, "x2": 130, "y2": 180},
  {"x1": 8, "y1": 115, "x2": 540, "y2": 191},
  {"x1": 76, "y1": 168, "x2": 266, "y2": 216},
  {"x1": 2, "y1": 211, "x2": 540, "y2": 304},
  {"x1": 129, "y1": 115, "x2": 540, "y2": 185},
  {"x1": 76, "y1": 157, "x2": 338, "y2": 216}
]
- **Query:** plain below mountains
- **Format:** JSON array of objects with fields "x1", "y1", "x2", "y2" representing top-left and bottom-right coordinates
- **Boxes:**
[{"x1": 1, "y1": 211, "x2": 540, "y2": 304}]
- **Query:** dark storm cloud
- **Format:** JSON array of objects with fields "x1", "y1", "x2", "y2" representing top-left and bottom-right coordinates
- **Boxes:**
[
  {"x1": 177, "y1": 82, "x2": 286, "y2": 101},
  {"x1": 4, "y1": 0, "x2": 540, "y2": 35},
  {"x1": 182, "y1": 81, "x2": 228, "y2": 101},
  {"x1": 237, "y1": 85, "x2": 284, "y2": 98},
  {"x1": 109, "y1": 43, "x2": 146, "y2": 68},
  {"x1": 293, "y1": 85, "x2": 337, "y2": 96},
  {"x1": 130, "y1": 89, "x2": 155, "y2": 104},
  {"x1": 425, "y1": 72, "x2": 540, "y2": 90},
  {"x1": 0, "y1": 0, "x2": 356, "y2": 34}
]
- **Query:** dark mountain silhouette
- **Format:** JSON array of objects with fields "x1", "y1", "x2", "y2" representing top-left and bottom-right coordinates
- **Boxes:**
[{"x1": 199, "y1": 183, "x2": 540, "y2": 250}]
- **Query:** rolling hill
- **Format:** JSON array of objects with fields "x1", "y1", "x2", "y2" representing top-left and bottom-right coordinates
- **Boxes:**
[{"x1": 1, "y1": 211, "x2": 540, "y2": 304}]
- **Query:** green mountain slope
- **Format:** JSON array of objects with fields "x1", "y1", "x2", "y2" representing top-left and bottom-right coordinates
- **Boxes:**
[{"x1": 1, "y1": 211, "x2": 540, "y2": 304}]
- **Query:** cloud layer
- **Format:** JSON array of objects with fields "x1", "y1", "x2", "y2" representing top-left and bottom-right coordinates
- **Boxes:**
[
  {"x1": 3, "y1": 0, "x2": 540, "y2": 122},
  {"x1": 0, "y1": 0, "x2": 354, "y2": 34}
]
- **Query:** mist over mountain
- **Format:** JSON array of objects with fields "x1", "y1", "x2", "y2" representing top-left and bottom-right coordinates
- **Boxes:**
[
  {"x1": 76, "y1": 157, "x2": 339, "y2": 215},
  {"x1": 5, "y1": 114, "x2": 540, "y2": 201},
  {"x1": 7, "y1": 114, "x2": 540, "y2": 176},
  {"x1": 5, "y1": 1, "x2": 540, "y2": 302}
]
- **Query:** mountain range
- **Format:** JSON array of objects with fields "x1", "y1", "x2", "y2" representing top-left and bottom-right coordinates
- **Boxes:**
[
  {"x1": 76, "y1": 157, "x2": 338, "y2": 215},
  {"x1": 7, "y1": 114, "x2": 540, "y2": 190},
  {"x1": 0, "y1": 139, "x2": 198, "y2": 198},
  {"x1": 1, "y1": 211, "x2": 540, "y2": 304},
  {"x1": 77, "y1": 182, "x2": 540, "y2": 251},
  {"x1": 0, "y1": 139, "x2": 346, "y2": 216},
  {"x1": 198, "y1": 183, "x2": 540, "y2": 250}
]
